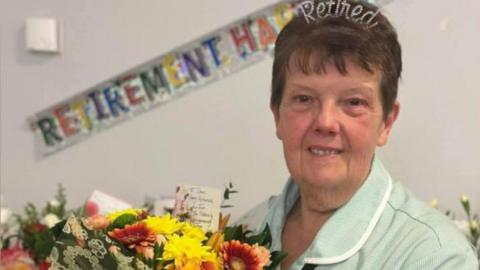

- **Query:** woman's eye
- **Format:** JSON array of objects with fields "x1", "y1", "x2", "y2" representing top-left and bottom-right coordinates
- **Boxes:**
[
  {"x1": 288, "y1": 94, "x2": 314, "y2": 111},
  {"x1": 347, "y1": 98, "x2": 367, "y2": 107},
  {"x1": 294, "y1": 95, "x2": 312, "y2": 103}
]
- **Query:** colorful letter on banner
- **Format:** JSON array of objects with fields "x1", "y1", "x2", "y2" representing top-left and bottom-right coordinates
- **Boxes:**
[
  {"x1": 28, "y1": 0, "x2": 299, "y2": 155},
  {"x1": 28, "y1": 0, "x2": 389, "y2": 155}
]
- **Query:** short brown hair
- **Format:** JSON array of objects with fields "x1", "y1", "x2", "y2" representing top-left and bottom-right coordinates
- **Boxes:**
[{"x1": 271, "y1": 0, "x2": 402, "y2": 119}]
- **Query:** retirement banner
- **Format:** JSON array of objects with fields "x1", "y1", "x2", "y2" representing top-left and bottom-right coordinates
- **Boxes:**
[{"x1": 29, "y1": 0, "x2": 388, "y2": 156}]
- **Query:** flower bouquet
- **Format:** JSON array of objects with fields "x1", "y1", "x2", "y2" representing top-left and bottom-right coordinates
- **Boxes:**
[
  {"x1": 48, "y1": 208, "x2": 286, "y2": 269},
  {"x1": 1, "y1": 184, "x2": 70, "y2": 270}
]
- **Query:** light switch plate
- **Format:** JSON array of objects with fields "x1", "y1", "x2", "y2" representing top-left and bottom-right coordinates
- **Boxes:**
[{"x1": 26, "y1": 17, "x2": 61, "y2": 53}]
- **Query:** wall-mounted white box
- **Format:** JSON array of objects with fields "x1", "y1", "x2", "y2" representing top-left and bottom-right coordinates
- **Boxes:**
[{"x1": 26, "y1": 17, "x2": 61, "y2": 53}]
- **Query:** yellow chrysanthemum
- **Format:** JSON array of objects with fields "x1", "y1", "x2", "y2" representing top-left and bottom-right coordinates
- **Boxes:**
[
  {"x1": 181, "y1": 222, "x2": 207, "y2": 241},
  {"x1": 106, "y1": 208, "x2": 144, "y2": 222},
  {"x1": 165, "y1": 260, "x2": 219, "y2": 270},
  {"x1": 176, "y1": 261, "x2": 201, "y2": 270},
  {"x1": 144, "y1": 214, "x2": 182, "y2": 235},
  {"x1": 163, "y1": 234, "x2": 217, "y2": 267}
]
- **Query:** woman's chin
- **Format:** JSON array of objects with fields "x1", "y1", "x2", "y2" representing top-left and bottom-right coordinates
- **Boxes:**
[{"x1": 301, "y1": 174, "x2": 346, "y2": 190}]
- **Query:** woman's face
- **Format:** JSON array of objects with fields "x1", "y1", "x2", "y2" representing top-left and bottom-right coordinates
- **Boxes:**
[{"x1": 273, "y1": 59, "x2": 399, "y2": 195}]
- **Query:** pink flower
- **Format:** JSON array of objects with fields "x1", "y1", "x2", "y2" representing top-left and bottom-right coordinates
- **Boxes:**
[
  {"x1": 85, "y1": 201, "x2": 99, "y2": 216},
  {"x1": 251, "y1": 244, "x2": 271, "y2": 268},
  {"x1": 85, "y1": 215, "x2": 110, "y2": 230},
  {"x1": 0, "y1": 247, "x2": 36, "y2": 270},
  {"x1": 136, "y1": 246, "x2": 154, "y2": 260},
  {"x1": 109, "y1": 245, "x2": 120, "y2": 255}
]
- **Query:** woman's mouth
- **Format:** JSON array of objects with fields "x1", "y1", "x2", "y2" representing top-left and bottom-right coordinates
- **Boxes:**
[{"x1": 308, "y1": 147, "x2": 342, "y2": 156}]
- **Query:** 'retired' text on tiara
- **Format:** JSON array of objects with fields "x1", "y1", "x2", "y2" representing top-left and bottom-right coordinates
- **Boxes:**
[{"x1": 299, "y1": 0, "x2": 380, "y2": 28}]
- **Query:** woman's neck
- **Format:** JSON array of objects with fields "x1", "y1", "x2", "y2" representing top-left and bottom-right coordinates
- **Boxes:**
[
  {"x1": 291, "y1": 194, "x2": 335, "y2": 235},
  {"x1": 280, "y1": 198, "x2": 334, "y2": 270}
]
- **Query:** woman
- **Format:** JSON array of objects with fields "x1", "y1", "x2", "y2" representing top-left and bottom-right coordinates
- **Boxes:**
[{"x1": 239, "y1": 0, "x2": 479, "y2": 269}]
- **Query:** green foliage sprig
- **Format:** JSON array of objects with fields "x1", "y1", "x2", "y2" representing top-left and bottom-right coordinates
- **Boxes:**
[
  {"x1": 2, "y1": 184, "x2": 69, "y2": 264},
  {"x1": 460, "y1": 195, "x2": 479, "y2": 247},
  {"x1": 222, "y1": 182, "x2": 238, "y2": 209}
]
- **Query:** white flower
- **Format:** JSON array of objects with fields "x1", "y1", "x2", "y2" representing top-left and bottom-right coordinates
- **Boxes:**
[
  {"x1": 42, "y1": 213, "x2": 60, "y2": 228},
  {"x1": 460, "y1": 195, "x2": 469, "y2": 204},
  {"x1": 0, "y1": 207, "x2": 11, "y2": 224},
  {"x1": 428, "y1": 199, "x2": 438, "y2": 209},
  {"x1": 49, "y1": 200, "x2": 60, "y2": 207},
  {"x1": 470, "y1": 220, "x2": 479, "y2": 231},
  {"x1": 454, "y1": 219, "x2": 470, "y2": 235}
]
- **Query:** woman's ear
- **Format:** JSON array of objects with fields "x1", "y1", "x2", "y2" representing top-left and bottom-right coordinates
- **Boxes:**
[{"x1": 377, "y1": 101, "x2": 400, "y2": 147}]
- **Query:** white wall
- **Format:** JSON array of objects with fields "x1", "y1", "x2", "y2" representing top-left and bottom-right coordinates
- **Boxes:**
[{"x1": 1, "y1": 0, "x2": 479, "y2": 220}]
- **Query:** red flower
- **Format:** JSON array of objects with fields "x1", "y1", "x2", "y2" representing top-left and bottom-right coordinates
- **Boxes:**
[
  {"x1": 107, "y1": 223, "x2": 156, "y2": 254},
  {"x1": 85, "y1": 201, "x2": 99, "y2": 216},
  {"x1": 220, "y1": 240, "x2": 262, "y2": 270},
  {"x1": 38, "y1": 260, "x2": 51, "y2": 270},
  {"x1": 27, "y1": 223, "x2": 46, "y2": 233}
]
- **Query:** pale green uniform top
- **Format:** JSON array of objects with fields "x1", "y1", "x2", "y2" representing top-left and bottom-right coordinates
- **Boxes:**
[{"x1": 237, "y1": 157, "x2": 479, "y2": 269}]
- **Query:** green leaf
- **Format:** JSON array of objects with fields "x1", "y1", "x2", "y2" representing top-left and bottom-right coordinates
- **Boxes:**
[
  {"x1": 54, "y1": 183, "x2": 67, "y2": 218},
  {"x1": 51, "y1": 219, "x2": 67, "y2": 238},
  {"x1": 154, "y1": 243, "x2": 164, "y2": 258},
  {"x1": 29, "y1": 229, "x2": 56, "y2": 262},
  {"x1": 246, "y1": 224, "x2": 272, "y2": 247},
  {"x1": 109, "y1": 213, "x2": 138, "y2": 230},
  {"x1": 223, "y1": 226, "x2": 236, "y2": 241},
  {"x1": 24, "y1": 203, "x2": 40, "y2": 224},
  {"x1": 224, "y1": 225, "x2": 246, "y2": 242}
]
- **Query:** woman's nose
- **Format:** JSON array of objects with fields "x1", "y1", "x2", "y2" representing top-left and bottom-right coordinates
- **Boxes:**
[{"x1": 312, "y1": 102, "x2": 340, "y2": 135}]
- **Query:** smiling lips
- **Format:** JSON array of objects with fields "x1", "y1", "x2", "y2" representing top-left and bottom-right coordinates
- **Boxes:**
[{"x1": 308, "y1": 146, "x2": 343, "y2": 156}]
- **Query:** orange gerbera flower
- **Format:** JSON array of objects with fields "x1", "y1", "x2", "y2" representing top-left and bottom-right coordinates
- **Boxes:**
[
  {"x1": 107, "y1": 222, "x2": 156, "y2": 257},
  {"x1": 220, "y1": 240, "x2": 262, "y2": 270},
  {"x1": 201, "y1": 261, "x2": 218, "y2": 270}
]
